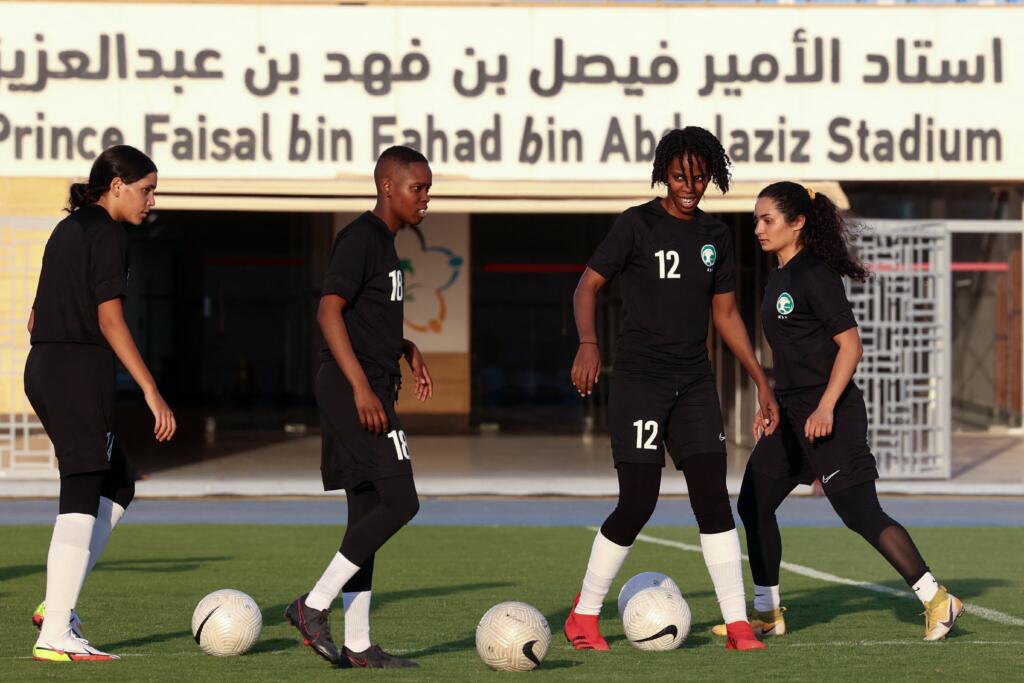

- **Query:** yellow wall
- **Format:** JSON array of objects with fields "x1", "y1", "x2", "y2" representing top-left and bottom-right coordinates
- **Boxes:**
[{"x1": 0, "y1": 179, "x2": 65, "y2": 415}]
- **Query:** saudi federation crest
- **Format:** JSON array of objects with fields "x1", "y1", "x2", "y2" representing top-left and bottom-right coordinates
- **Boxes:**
[
  {"x1": 776, "y1": 292, "x2": 795, "y2": 315},
  {"x1": 700, "y1": 244, "x2": 717, "y2": 268}
]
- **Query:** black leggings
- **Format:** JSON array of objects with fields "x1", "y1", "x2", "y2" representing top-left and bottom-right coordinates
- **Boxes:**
[
  {"x1": 339, "y1": 475, "x2": 419, "y2": 584},
  {"x1": 600, "y1": 453, "x2": 735, "y2": 547},
  {"x1": 737, "y1": 466, "x2": 929, "y2": 587},
  {"x1": 58, "y1": 469, "x2": 136, "y2": 516}
]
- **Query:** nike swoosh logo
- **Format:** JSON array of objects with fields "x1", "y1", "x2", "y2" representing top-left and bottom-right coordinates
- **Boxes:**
[
  {"x1": 939, "y1": 602, "x2": 957, "y2": 630},
  {"x1": 521, "y1": 640, "x2": 542, "y2": 666},
  {"x1": 634, "y1": 624, "x2": 678, "y2": 643},
  {"x1": 822, "y1": 469, "x2": 840, "y2": 484},
  {"x1": 719, "y1": 433, "x2": 726, "y2": 442},
  {"x1": 193, "y1": 606, "x2": 220, "y2": 644}
]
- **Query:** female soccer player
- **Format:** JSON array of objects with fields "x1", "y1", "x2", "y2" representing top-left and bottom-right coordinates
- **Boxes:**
[
  {"x1": 284, "y1": 146, "x2": 432, "y2": 669},
  {"x1": 565, "y1": 127, "x2": 779, "y2": 652},
  {"x1": 718, "y1": 181, "x2": 962, "y2": 641},
  {"x1": 26, "y1": 145, "x2": 175, "y2": 662}
]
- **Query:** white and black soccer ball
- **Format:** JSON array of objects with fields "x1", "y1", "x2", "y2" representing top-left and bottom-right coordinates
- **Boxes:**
[
  {"x1": 617, "y1": 571, "x2": 682, "y2": 618},
  {"x1": 622, "y1": 586, "x2": 691, "y2": 651},
  {"x1": 191, "y1": 589, "x2": 262, "y2": 656},
  {"x1": 475, "y1": 601, "x2": 551, "y2": 672}
]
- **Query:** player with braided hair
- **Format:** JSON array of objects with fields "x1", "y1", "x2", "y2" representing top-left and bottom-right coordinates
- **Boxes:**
[{"x1": 564, "y1": 127, "x2": 778, "y2": 652}]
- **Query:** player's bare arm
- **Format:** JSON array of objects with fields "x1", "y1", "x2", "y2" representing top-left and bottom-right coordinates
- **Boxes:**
[
  {"x1": 711, "y1": 291, "x2": 779, "y2": 437},
  {"x1": 318, "y1": 293, "x2": 388, "y2": 434},
  {"x1": 402, "y1": 338, "x2": 433, "y2": 402},
  {"x1": 805, "y1": 327, "x2": 863, "y2": 443},
  {"x1": 571, "y1": 267, "x2": 606, "y2": 397}
]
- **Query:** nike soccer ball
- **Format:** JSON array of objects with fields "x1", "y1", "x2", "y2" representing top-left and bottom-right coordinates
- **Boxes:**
[
  {"x1": 617, "y1": 571, "x2": 682, "y2": 617},
  {"x1": 475, "y1": 601, "x2": 551, "y2": 671},
  {"x1": 191, "y1": 589, "x2": 262, "y2": 656},
  {"x1": 622, "y1": 586, "x2": 691, "y2": 651}
]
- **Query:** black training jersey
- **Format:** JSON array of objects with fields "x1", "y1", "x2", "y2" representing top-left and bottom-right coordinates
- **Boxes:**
[
  {"x1": 319, "y1": 211, "x2": 404, "y2": 381},
  {"x1": 761, "y1": 250, "x2": 857, "y2": 394},
  {"x1": 31, "y1": 204, "x2": 128, "y2": 348},
  {"x1": 588, "y1": 200, "x2": 735, "y2": 373}
]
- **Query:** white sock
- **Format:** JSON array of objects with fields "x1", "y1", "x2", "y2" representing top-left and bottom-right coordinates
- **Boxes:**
[
  {"x1": 753, "y1": 584, "x2": 781, "y2": 613},
  {"x1": 342, "y1": 590, "x2": 372, "y2": 652},
  {"x1": 39, "y1": 513, "x2": 95, "y2": 643},
  {"x1": 85, "y1": 497, "x2": 126, "y2": 577},
  {"x1": 306, "y1": 552, "x2": 360, "y2": 611},
  {"x1": 575, "y1": 532, "x2": 631, "y2": 616},
  {"x1": 700, "y1": 530, "x2": 748, "y2": 624},
  {"x1": 912, "y1": 572, "x2": 940, "y2": 604}
]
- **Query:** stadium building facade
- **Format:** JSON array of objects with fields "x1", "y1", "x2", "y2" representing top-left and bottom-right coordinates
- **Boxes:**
[{"x1": 1, "y1": 0, "x2": 1021, "y2": 477}]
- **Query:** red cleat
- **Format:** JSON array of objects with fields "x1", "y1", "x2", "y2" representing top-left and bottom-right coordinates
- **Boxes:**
[
  {"x1": 726, "y1": 621, "x2": 766, "y2": 651},
  {"x1": 564, "y1": 593, "x2": 610, "y2": 651}
]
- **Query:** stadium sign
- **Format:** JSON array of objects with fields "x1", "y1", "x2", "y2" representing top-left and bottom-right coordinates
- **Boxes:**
[{"x1": 0, "y1": 3, "x2": 1018, "y2": 181}]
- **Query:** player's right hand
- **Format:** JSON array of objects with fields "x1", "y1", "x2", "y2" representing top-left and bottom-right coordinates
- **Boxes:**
[
  {"x1": 354, "y1": 385, "x2": 389, "y2": 434},
  {"x1": 571, "y1": 343, "x2": 601, "y2": 397},
  {"x1": 144, "y1": 389, "x2": 176, "y2": 442}
]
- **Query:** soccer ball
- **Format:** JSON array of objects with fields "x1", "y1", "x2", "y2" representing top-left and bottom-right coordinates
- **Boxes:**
[
  {"x1": 617, "y1": 572, "x2": 682, "y2": 617},
  {"x1": 622, "y1": 586, "x2": 691, "y2": 651},
  {"x1": 475, "y1": 601, "x2": 551, "y2": 672},
  {"x1": 191, "y1": 589, "x2": 262, "y2": 656}
]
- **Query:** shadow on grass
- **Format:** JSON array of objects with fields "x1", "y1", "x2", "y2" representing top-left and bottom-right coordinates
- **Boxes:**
[
  {"x1": 249, "y1": 638, "x2": 298, "y2": 654},
  {"x1": 0, "y1": 556, "x2": 234, "y2": 583},
  {"x1": 103, "y1": 628, "x2": 192, "y2": 649},
  {"x1": 260, "y1": 581, "x2": 515, "y2": 628},
  {"x1": 788, "y1": 576, "x2": 1008, "y2": 628}
]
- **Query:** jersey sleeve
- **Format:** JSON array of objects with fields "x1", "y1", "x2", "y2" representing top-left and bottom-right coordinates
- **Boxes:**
[
  {"x1": 806, "y1": 264, "x2": 857, "y2": 336},
  {"x1": 713, "y1": 228, "x2": 735, "y2": 294},
  {"x1": 322, "y1": 223, "x2": 374, "y2": 300},
  {"x1": 90, "y1": 223, "x2": 128, "y2": 304},
  {"x1": 587, "y1": 211, "x2": 635, "y2": 280}
]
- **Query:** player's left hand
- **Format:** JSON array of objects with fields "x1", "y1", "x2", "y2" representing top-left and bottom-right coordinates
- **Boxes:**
[
  {"x1": 404, "y1": 342, "x2": 433, "y2": 402},
  {"x1": 755, "y1": 384, "x2": 780, "y2": 437},
  {"x1": 804, "y1": 406, "x2": 834, "y2": 443}
]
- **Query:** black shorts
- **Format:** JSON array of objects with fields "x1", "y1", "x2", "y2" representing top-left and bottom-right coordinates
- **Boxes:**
[
  {"x1": 608, "y1": 370, "x2": 727, "y2": 469},
  {"x1": 748, "y1": 383, "x2": 878, "y2": 494},
  {"x1": 316, "y1": 361, "x2": 413, "y2": 491},
  {"x1": 24, "y1": 343, "x2": 127, "y2": 477}
]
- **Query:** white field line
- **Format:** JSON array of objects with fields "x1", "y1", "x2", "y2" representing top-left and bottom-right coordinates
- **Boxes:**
[{"x1": 586, "y1": 527, "x2": 1024, "y2": 628}]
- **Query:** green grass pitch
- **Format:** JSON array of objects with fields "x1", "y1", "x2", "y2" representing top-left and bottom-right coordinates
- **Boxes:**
[{"x1": 1, "y1": 525, "x2": 1020, "y2": 680}]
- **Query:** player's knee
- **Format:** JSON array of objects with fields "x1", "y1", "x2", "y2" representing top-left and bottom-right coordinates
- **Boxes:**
[
  {"x1": 694, "y1": 505, "x2": 735, "y2": 534},
  {"x1": 114, "y1": 478, "x2": 136, "y2": 509},
  {"x1": 601, "y1": 495, "x2": 657, "y2": 545},
  {"x1": 690, "y1": 491, "x2": 735, "y2": 535},
  {"x1": 394, "y1": 493, "x2": 419, "y2": 526},
  {"x1": 736, "y1": 489, "x2": 759, "y2": 529}
]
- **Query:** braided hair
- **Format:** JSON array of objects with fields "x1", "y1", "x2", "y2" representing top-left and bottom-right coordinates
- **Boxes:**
[
  {"x1": 758, "y1": 181, "x2": 870, "y2": 282},
  {"x1": 651, "y1": 127, "x2": 731, "y2": 193}
]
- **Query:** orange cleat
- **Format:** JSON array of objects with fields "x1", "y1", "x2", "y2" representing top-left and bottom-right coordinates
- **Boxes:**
[{"x1": 563, "y1": 593, "x2": 610, "y2": 651}]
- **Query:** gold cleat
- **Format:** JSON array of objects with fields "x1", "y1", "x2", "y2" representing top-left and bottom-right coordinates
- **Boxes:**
[{"x1": 923, "y1": 586, "x2": 964, "y2": 641}]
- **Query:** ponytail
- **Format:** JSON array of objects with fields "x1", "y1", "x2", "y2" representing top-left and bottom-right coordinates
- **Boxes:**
[{"x1": 757, "y1": 181, "x2": 870, "y2": 282}]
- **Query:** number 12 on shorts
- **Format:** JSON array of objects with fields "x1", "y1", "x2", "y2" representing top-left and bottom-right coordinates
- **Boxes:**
[
  {"x1": 388, "y1": 429, "x2": 411, "y2": 460},
  {"x1": 633, "y1": 419, "x2": 658, "y2": 449}
]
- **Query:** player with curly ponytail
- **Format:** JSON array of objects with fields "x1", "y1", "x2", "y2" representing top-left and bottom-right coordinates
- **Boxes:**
[
  {"x1": 26, "y1": 145, "x2": 174, "y2": 662},
  {"x1": 713, "y1": 182, "x2": 964, "y2": 642}
]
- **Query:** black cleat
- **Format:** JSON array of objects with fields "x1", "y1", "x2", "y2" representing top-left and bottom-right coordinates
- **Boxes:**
[
  {"x1": 342, "y1": 644, "x2": 419, "y2": 669},
  {"x1": 284, "y1": 594, "x2": 346, "y2": 666}
]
